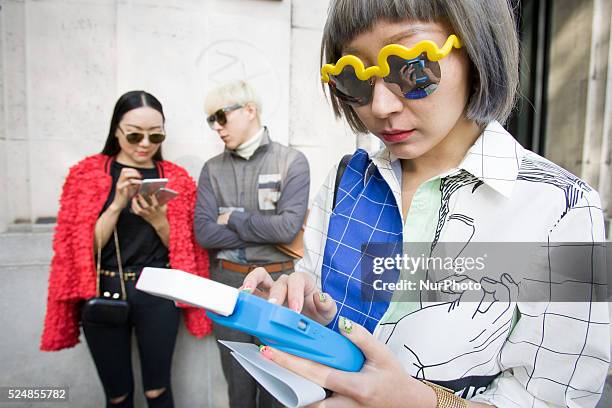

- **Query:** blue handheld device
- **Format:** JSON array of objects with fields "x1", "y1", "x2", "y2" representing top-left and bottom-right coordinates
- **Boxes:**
[
  {"x1": 207, "y1": 291, "x2": 365, "y2": 372},
  {"x1": 136, "y1": 267, "x2": 365, "y2": 372}
]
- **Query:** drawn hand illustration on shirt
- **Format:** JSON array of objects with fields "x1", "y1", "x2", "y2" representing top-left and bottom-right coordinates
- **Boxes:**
[
  {"x1": 381, "y1": 271, "x2": 518, "y2": 383},
  {"x1": 379, "y1": 209, "x2": 519, "y2": 389}
]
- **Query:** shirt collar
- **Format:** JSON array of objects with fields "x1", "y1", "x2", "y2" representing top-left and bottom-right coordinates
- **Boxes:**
[
  {"x1": 456, "y1": 121, "x2": 526, "y2": 197},
  {"x1": 370, "y1": 121, "x2": 526, "y2": 198}
]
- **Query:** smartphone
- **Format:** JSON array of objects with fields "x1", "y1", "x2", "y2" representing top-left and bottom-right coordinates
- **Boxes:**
[
  {"x1": 155, "y1": 187, "x2": 179, "y2": 206},
  {"x1": 406, "y1": 57, "x2": 428, "y2": 84},
  {"x1": 138, "y1": 178, "x2": 168, "y2": 197}
]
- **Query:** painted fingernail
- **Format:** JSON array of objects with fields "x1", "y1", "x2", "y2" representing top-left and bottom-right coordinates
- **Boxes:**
[
  {"x1": 268, "y1": 298, "x2": 278, "y2": 304},
  {"x1": 318, "y1": 293, "x2": 327, "y2": 303},
  {"x1": 240, "y1": 285, "x2": 254, "y2": 293},
  {"x1": 259, "y1": 345, "x2": 273, "y2": 360},
  {"x1": 339, "y1": 316, "x2": 353, "y2": 334}
]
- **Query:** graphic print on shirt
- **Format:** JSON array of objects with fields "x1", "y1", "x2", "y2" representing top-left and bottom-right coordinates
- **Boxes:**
[
  {"x1": 258, "y1": 173, "x2": 281, "y2": 211},
  {"x1": 375, "y1": 150, "x2": 605, "y2": 400},
  {"x1": 432, "y1": 171, "x2": 482, "y2": 247},
  {"x1": 517, "y1": 153, "x2": 592, "y2": 218},
  {"x1": 299, "y1": 121, "x2": 609, "y2": 405},
  {"x1": 378, "y1": 196, "x2": 519, "y2": 399}
]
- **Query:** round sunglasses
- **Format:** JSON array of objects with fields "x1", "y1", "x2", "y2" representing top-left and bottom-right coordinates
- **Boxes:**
[
  {"x1": 119, "y1": 127, "x2": 166, "y2": 144},
  {"x1": 321, "y1": 35, "x2": 462, "y2": 107},
  {"x1": 206, "y1": 104, "x2": 243, "y2": 129}
]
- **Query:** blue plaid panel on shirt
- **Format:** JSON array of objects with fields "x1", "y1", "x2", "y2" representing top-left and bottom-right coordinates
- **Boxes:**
[{"x1": 322, "y1": 149, "x2": 403, "y2": 333}]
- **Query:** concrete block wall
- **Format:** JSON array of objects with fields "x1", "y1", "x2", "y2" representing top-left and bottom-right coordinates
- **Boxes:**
[
  {"x1": 2, "y1": 0, "x2": 31, "y2": 228},
  {"x1": 0, "y1": 0, "x2": 355, "y2": 231},
  {"x1": 289, "y1": 0, "x2": 357, "y2": 196},
  {"x1": 0, "y1": 0, "x2": 6, "y2": 233}
]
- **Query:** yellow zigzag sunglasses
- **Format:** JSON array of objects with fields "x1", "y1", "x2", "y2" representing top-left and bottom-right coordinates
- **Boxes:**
[{"x1": 320, "y1": 35, "x2": 462, "y2": 106}]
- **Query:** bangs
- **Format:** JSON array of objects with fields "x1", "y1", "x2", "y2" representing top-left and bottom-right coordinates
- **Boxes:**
[{"x1": 323, "y1": 0, "x2": 444, "y2": 64}]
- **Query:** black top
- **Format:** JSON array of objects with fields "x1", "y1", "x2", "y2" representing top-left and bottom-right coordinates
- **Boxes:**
[{"x1": 99, "y1": 160, "x2": 169, "y2": 271}]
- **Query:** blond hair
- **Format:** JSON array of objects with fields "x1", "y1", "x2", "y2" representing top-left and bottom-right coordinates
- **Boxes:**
[{"x1": 204, "y1": 80, "x2": 262, "y2": 118}]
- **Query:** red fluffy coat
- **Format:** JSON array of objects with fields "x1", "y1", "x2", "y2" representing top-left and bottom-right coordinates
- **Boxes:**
[{"x1": 41, "y1": 154, "x2": 212, "y2": 351}]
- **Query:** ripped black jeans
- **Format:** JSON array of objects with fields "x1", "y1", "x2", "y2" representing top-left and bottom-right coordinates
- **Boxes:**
[{"x1": 82, "y1": 276, "x2": 179, "y2": 408}]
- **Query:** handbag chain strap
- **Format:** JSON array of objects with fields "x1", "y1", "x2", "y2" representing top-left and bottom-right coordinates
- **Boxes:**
[
  {"x1": 96, "y1": 222, "x2": 102, "y2": 297},
  {"x1": 113, "y1": 228, "x2": 127, "y2": 300},
  {"x1": 95, "y1": 220, "x2": 127, "y2": 300}
]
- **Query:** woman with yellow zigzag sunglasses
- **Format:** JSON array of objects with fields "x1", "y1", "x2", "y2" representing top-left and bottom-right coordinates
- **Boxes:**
[{"x1": 242, "y1": 1, "x2": 609, "y2": 407}]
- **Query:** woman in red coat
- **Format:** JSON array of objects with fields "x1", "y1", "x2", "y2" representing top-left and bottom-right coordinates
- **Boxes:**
[{"x1": 41, "y1": 90, "x2": 211, "y2": 408}]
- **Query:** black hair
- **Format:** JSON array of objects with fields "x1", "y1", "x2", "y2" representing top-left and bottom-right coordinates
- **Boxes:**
[{"x1": 101, "y1": 90, "x2": 165, "y2": 160}]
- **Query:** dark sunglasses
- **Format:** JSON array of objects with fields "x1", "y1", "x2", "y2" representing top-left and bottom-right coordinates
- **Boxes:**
[
  {"x1": 206, "y1": 104, "x2": 243, "y2": 129},
  {"x1": 321, "y1": 35, "x2": 461, "y2": 107},
  {"x1": 119, "y1": 127, "x2": 166, "y2": 144},
  {"x1": 327, "y1": 53, "x2": 442, "y2": 106}
]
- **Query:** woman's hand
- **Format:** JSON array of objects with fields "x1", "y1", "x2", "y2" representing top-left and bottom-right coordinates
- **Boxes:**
[
  {"x1": 260, "y1": 317, "x2": 437, "y2": 408},
  {"x1": 131, "y1": 194, "x2": 170, "y2": 246},
  {"x1": 422, "y1": 67, "x2": 440, "y2": 84},
  {"x1": 110, "y1": 168, "x2": 142, "y2": 210},
  {"x1": 95, "y1": 168, "x2": 141, "y2": 251},
  {"x1": 242, "y1": 268, "x2": 337, "y2": 326},
  {"x1": 400, "y1": 64, "x2": 417, "y2": 88}
]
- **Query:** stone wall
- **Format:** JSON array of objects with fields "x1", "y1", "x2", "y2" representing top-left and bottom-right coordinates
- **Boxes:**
[{"x1": 0, "y1": 0, "x2": 355, "y2": 231}]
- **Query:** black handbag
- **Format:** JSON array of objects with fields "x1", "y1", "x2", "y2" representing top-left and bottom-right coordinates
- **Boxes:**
[{"x1": 82, "y1": 227, "x2": 130, "y2": 325}]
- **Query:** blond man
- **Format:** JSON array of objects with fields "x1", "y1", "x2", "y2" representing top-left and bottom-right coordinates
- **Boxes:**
[{"x1": 194, "y1": 80, "x2": 310, "y2": 408}]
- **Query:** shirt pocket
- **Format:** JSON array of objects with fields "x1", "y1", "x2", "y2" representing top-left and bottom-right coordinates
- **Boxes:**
[{"x1": 258, "y1": 174, "x2": 281, "y2": 211}]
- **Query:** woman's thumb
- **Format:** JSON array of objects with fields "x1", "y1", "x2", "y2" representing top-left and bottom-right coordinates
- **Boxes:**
[{"x1": 313, "y1": 292, "x2": 337, "y2": 325}]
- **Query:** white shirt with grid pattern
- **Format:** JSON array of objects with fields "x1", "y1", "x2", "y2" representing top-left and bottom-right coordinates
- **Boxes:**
[{"x1": 295, "y1": 121, "x2": 610, "y2": 407}]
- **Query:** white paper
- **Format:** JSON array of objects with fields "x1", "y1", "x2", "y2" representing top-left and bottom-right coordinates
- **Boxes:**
[{"x1": 219, "y1": 341, "x2": 326, "y2": 408}]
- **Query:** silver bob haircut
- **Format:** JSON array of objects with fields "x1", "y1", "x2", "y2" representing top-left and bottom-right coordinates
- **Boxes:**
[{"x1": 321, "y1": 0, "x2": 519, "y2": 133}]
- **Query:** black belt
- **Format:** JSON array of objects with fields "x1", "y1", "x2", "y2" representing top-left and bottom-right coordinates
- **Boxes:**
[
  {"x1": 100, "y1": 268, "x2": 140, "y2": 282},
  {"x1": 99, "y1": 264, "x2": 169, "y2": 282}
]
